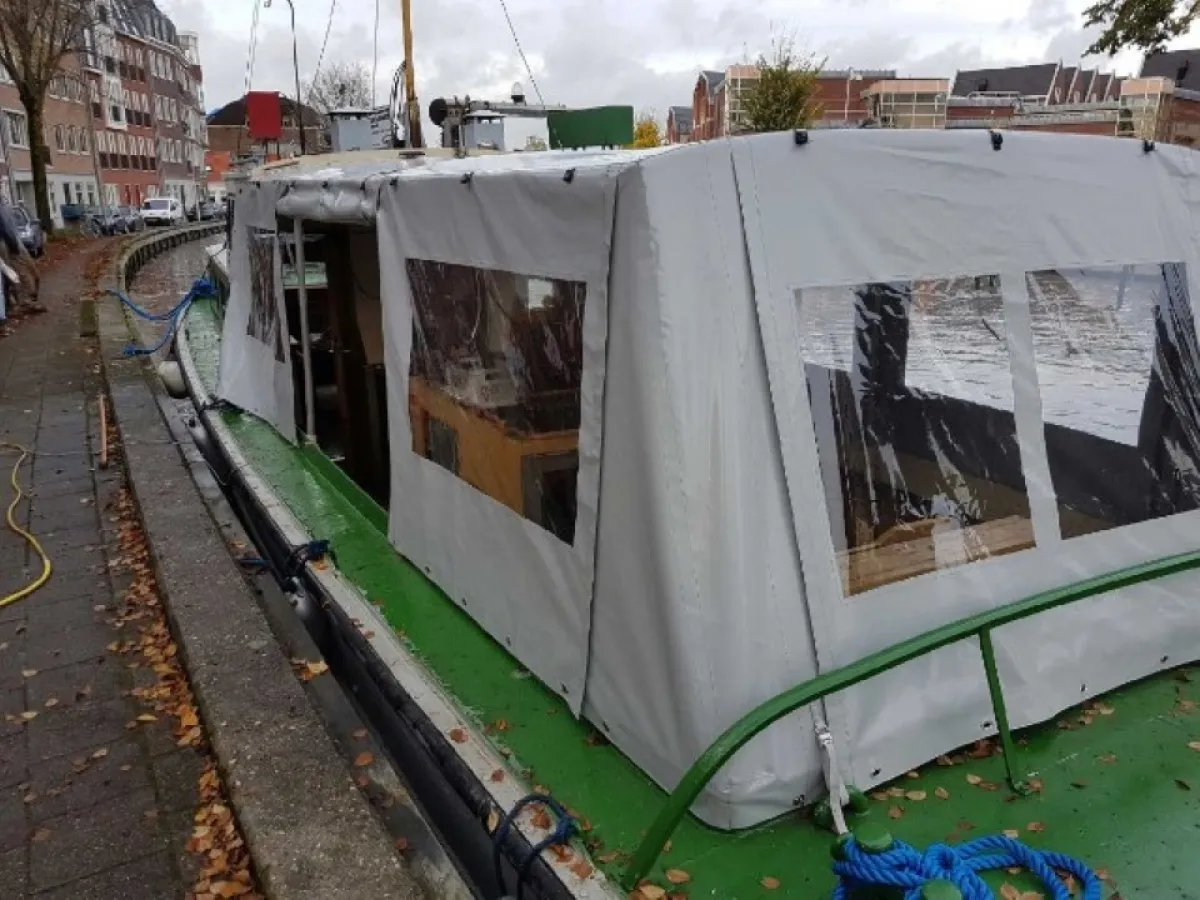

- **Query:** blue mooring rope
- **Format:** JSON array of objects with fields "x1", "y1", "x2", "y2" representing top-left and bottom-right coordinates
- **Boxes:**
[
  {"x1": 491, "y1": 793, "x2": 576, "y2": 900},
  {"x1": 832, "y1": 833, "x2": 1103, "y2": 900},
  {"x1": 109, "y1": 275, "x2": 216, "y2": 358}
]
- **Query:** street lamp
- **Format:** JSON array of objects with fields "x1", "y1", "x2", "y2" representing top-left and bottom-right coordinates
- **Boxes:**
[{"x1": 264, "y1": 0, "x2": 306, "y2": 156}]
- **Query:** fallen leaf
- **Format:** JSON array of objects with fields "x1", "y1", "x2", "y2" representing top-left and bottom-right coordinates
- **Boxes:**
[
  {"x1": 19, "y1": 711, "x2": 37, "y2": 721},
  {"x1": 1027, "y1": 821, "x2": 1045, "y2": 832},
  {"x1": 887, "y1": 806, "x2": 904, "y2": 819},
  {"x1": 22, "y1": 792, "x2": 36, "y2": 804},
  {"x1": 887, "y1": 786, "x2": 905, "y2": 797},
  {"x1": 905, "y1": 790, "x2": 927, "y2": 801},
  {"x1": 31, "y1": 828, "x2": 51, "y2": 843},
  {"x1": 870, "y1": 791, "x2": 889, "y2": 801},
  {"x1": 137, "y1": 714, "x2": 157, "y2": 723},
  {"x1": 490, "y1": 769, "x2": 505, "y2": 783},
  {"x1": 21, "y1": 669, "x2": 38, "y2": 679},
  {"x1": 449, "y1": 728, "x2": 468, "y2": 744},
  {"x1": 487, "y1": 810, "x2": 501, "y2": 832},
  {"x1": 352, "y1": 728, "x2": 368, "y2": 740},
  {"x1": 934, "y1": 787, "x2": 950, "y2": 800},
  {"x1": 395, "y1": 837, "x2": 409, "y2": 851},
  {"x1": 1096, "y1": 868, "x2": 1111, "y2": 881},
  {"x1": 570, "y1": 858, "x2": 594, "y2": 879},
  {"x1": 92, "y1": 747, "x2": 108, "y2": 759},
  {"x1": 1004, "y1": 829, "x2": 1020, "y2": 839},
  {"x1": 1188, "y1": 741, "x2": 1200, "y2": 752},
  {"x1": 966, "y1": 774, "x2": 983, "y2": 785},
  {"x1": 43, "y1": 698, "x2": 59, "y2": 709},
  {"x1": 1099, "y1": 754, "x2": 1118, "y2": 764},
  {"x1": 1000, "y1": 885, "x2": 1022, "y2": 900},
  {"x1": 905, "y1": 770, "x2": 920, "y2": 779},
  {"x1": 211, "y1": 881, "x2": 250, "y2": 898},
  {"x1": 1176, "y1": 778, "x2": 1192, "y2": 791},
  {"x1": 598, "y1": 850, "x2": 621, "y2": 864},
  {"x1": 492, "y1": 719, "x2": 511, "y2": 733},
  {"x1": 761, "y1": 876, "x2": 781, "y2": 890},
  {"x1": 1070, "y1": 780, "x2": 1089, "y2": 789},
  {"x1": 531, "y1": 807, "x2": 552, "y2": 830},
  {"x1": 353, "y1": 751, "x2": 375, "y2": 768},
  {"x1": 637, "y1": 885, "x2": 667, "y2": 900},
  {"x1": 665, "y1": 869, "x2": 690, "y2": 885}
]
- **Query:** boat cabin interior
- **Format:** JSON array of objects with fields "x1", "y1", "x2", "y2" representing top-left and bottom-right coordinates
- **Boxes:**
[{"x1": 274, "y1": 216, "x2": 585, "y2": 544}]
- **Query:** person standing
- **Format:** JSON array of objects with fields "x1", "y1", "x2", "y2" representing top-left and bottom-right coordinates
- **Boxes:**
[{"x1": 0, "y1": 199, "x2": 31, "y2": 337}]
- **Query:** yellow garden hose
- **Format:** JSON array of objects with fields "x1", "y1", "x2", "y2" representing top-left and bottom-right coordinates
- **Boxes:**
[{"x1": 0, "y1": 442, "x2": 52, "y2": 608}]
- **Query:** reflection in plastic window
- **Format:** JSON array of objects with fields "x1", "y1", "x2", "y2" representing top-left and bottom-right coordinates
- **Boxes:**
[
  {"x1": 798, "y1": 277, "x2": 1034, "y2": 596},
  {"x1": 1028, "y1": 263, "x2": 1200, "y2": 539},
  {"x1": 407, "y1": 260, "x2": 585, "y2": 545}
]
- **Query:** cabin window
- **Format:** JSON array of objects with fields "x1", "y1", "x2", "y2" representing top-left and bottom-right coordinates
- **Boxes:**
[
  {"x1": 798, "y1": 276, "x2": 1034, "y2": 596},
  {"x1": 1028, "y1": 263, "x2": 1200, "y2": 538},
  {"x1": 406, "y1": 259, "x2": 585, "y2": 545}
]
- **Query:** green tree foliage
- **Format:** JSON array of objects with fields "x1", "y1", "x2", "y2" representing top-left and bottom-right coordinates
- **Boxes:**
[
  {"x1": 630, "y1": 111, "x2": 662, "y2": 148},
  {"x1": 742, "y1": 38, "x2": 824, "y2": 134},
  {"x1": 1084, "y1": 0, "x2": 1200, "y2": 55}
]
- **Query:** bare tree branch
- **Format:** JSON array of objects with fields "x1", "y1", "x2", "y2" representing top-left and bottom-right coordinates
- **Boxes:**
[{"x1": 303, "y1": 60, "x2": 373, "y2": 114}]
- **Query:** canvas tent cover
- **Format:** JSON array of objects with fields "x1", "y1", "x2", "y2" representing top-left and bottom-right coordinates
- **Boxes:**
[{"x1": 218, "y1": 131, "x2": 1200, "y2": 829}]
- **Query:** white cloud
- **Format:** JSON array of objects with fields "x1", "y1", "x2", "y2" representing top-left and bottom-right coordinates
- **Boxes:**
[{"x1": 158, "y1": 0, "x2": 1187, "y2": 135}]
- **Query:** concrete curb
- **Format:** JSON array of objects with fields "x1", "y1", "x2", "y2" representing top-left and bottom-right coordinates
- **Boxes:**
[{"x1": 92, "y1": 231, "x2": 424, "y2": 899}]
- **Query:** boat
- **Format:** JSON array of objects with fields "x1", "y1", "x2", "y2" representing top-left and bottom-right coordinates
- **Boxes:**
[{"x1": 173, "y1": 127, "x2": 1200, "y2": 898}]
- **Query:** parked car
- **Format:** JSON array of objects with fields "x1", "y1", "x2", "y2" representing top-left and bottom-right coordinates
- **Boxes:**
[
  {"x1": 11, "y1": 206, "x2": 44, "y2": 257},
  {"x1": 116, "y1": 205, "x2": 144, "y2": 233},
  {"x1": 140, "y1": 197, "x2": 185, "y2": 227},
  {"x1": 197, "y1": 201, "x2": 220, "y2": 221}
]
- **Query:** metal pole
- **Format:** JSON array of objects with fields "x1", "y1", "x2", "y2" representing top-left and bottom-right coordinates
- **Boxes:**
[
  {"x1": 287, "y1": 0, "x2": 306, "y2": 155},
  {"x1": 293, "y1": 218, "x2": 315, "y2": 443},
  {"x1": 400, "y1": 0, "x2": 423, "y2": 147},
  {"x1": 978, "y1": 628, "x2": 1028, "y2": 795}
]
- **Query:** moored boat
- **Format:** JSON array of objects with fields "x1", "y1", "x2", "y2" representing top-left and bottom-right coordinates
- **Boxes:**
[{"x1": 178, "y1": 128, "x2": 1200, "y2": 898}]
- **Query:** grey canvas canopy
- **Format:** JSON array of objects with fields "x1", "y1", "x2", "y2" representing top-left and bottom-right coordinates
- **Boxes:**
[{"x1": 217, "y1": 131, "x2": 1200, "y2": 828}]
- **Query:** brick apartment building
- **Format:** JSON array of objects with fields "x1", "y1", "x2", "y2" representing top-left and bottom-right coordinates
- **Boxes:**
[
  {"x1": 205, "y1": 95, "x2": 327, "y2": 160},
  {"x1": 672, "y1": 49, "x2": 1200, "y2": 148},
  {"x1": 0, "y1": 0, "x2": 207, "y2": 226},
  {"x1": 683, "y1": 66, "x2": 939, "y2": 140},
  {"x1": 0, "y1": 58, "x2": 101, "y2": 220}
]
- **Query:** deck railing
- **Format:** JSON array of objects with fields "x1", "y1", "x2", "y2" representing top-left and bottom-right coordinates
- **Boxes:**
[{"x1": 620, "y1": 549, "x2": 1200, "y2": 888}]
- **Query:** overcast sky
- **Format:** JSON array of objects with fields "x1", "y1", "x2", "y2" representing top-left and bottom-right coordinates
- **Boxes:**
[{"x1": 158, "y1": 0, "x2": 1192, "y2": 141}]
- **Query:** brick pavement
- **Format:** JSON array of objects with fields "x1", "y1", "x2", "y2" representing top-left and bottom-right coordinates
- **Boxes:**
[{"x1": 0, "y1": 243, "x2": 204, "y2": 898}]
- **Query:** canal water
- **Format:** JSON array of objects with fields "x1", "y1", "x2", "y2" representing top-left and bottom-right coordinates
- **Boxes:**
[{"x1": 127, "y1": 239, "x2": 217, "y2": 318}]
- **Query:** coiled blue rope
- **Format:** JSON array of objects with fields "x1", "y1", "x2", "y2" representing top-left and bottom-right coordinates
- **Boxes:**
[
  {"x1": 832, "y1": 834, "x2": 1102, "y2": 900},
  {"x1": 110, "y1": 275, "x2": 215, "y2": 357}
]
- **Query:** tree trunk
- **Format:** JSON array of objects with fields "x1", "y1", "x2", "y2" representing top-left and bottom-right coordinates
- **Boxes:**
[{"x1": 25, "y1": 98, "x2": 52, "y2": 231}]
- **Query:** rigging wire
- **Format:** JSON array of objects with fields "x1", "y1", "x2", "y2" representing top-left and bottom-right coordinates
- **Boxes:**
[
  {"x1": 371, "y1": 0, "x2": 380, "y2": 107},
  {"x1": 496, "y1": 0, "x2": 545, "y2": 106},
  {"x1": 310, "y1": 0, "x2": 339, "y2": 98},
  {"x1": 239, "y1": 0, "x2": 261, "y2": 158}
]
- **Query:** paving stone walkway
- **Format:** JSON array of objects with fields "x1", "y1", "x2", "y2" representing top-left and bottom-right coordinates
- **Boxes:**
[{"x1": 0, "y1": 242, "x2": 203, "y2": 897}]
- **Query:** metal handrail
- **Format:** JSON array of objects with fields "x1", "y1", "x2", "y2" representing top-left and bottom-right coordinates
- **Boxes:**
[{"x1": 620, "y1": 548, "x2": 1200, "y2": 888}]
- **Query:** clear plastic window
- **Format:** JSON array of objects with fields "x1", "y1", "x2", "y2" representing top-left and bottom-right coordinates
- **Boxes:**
[
  {"x1": 407, "y1": 260, "x2": 585, "y2": 545},
  {"x1": 1028, "y1": 263, "x2": 1200, "y2": 538},
  {"x1": 246, "y1": 227, "x2": 286, "y2": 362},
  {"x1": 798, "y1": 277, "x2": 1034, "y2": 596}
]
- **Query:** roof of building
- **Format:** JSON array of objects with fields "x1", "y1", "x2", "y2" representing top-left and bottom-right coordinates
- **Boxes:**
[
  {"x1": 951, "y1": 63, "x2": 1059, "y2": 98},
  {"x1": 1073, "y1": 68, "x2": 1096, "y2": 98},
  {"x1": 1141, "y1": 48, "x2": 1200, "y2": 91},
  {"x1": 669, "y1": 106, "x2": 693, "y2": 131},
  {"x1": 207, "y1": 94, "x2": 325, "y2": 129},
  {"x1": 107, "y1": 0, "x2": 180, "y2": 48},
  {"x1": 699, "y1": 70, "x2": 725, "y2": 97}
]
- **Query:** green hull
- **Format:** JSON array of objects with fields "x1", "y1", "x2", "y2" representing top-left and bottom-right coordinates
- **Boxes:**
[{"x1": 184, "y1": 295, "x2": 1200, "y2": 898}]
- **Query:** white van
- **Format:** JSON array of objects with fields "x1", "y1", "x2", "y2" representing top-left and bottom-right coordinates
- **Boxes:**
[{"x1": 140, "y1": 197, "x2": 184, "y2": 227}]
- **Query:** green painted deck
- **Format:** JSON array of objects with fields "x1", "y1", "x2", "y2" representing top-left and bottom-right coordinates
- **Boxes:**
[{"x1": 184, "y1": 297, "x2": 1200, "y2": 899}]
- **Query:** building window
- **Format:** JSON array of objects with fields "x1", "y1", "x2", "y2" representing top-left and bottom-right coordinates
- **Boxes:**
[
  {"x1": 53, "y1": 123, "x2": 65, "y2": 152},
  {"x1": 4, "y1": 110, "x2": 29, "y2": 148},
  {"x1": 79, "y1": 129, "x2": 89, "y2": 153}
]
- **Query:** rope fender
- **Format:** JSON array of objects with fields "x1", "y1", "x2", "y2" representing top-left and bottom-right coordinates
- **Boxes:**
[{"x1": 832, "y1": 833, "x2": 1103, "y2": 900}]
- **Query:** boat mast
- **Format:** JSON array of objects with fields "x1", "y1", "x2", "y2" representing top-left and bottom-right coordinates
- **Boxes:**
[{"x1": 400, "y1": 0, "x2": 424, "y2": 147}]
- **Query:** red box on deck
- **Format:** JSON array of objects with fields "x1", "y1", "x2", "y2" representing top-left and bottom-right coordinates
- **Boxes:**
[{"x1": 246, "y1": 91, "x2": 283, "y2": 142}]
